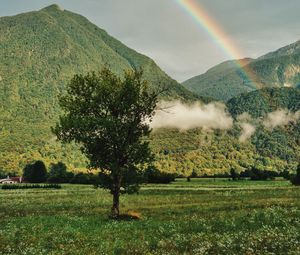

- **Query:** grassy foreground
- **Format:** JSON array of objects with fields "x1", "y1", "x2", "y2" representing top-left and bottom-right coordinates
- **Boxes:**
[{"x1": 0, "y1": 179, "x2": 300, "y2": 255}]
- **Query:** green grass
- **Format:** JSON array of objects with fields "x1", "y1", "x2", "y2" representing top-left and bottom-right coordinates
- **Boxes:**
[{"x1": 1, "y1": 179, "x2": 300, "y2": 254}]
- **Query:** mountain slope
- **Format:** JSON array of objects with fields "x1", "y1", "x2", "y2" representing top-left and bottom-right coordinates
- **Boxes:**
[
  {"x1": 182, "y1": 58, "x2": 255, "y2": 101},
  {"x1": 183, "y1": 40, "x2": 300, "y2": 101},
  {"x1": 226, "y1": 87, "x2": 300, "y2": 118},
  {"x1": 0, "y1": 5, "x2": 203, "y2": 172},
  {"x1": 226, "y1": 88, "x2": 300, "y2": 163}
]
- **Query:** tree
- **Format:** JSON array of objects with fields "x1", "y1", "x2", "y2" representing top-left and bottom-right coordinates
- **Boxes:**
[
  {"x1": 23, "y1": 160, "x2": 47, "y2": 183},
  {"x1": 48, "y1": 162, "x2": 73, "y2": 183},
  {"x1": 53, "y1": 67, "x2": 159, "y2": 218},
  {"x1": 230, "y1": 168, "x2": 239, "y2": 181},
  {"x1": 291, "y1": 163, "x2": 300, "y2": 186}
]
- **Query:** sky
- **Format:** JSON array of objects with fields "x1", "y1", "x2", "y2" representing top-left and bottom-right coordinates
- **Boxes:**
[{"x1": 1, "y1": 0, "x2": 299, "y2": 82}]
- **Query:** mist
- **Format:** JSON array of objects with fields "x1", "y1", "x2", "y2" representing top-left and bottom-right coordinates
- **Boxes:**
[
  {"x1": 150, "y1": 101, "x2": 233, "y2": 130},
  {"x1": 239, "y1": 123, "x2": 256, "y2": 142},
  {"x1": 263, "y1": 109, "x2": 300, "y2": 130},
  {"x1": 237, "y1": 113, "x2": 256, "y2": 142}
]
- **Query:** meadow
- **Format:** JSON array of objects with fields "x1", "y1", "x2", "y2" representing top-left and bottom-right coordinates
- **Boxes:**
[{"x1": 0, "y1": 178, "x2": 300, "y2": 255}]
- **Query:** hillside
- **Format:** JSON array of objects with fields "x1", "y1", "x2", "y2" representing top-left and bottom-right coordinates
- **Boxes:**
[
  {"x1": 226, "y1": 88, "x2": 300, "y2": 163},
  {"x1": 182, "y1": 58, "x2": 256, "y2": 101},
  {"x1": 0, "y1": 4, "x2": 203, "y2": 172},
  {"x1": 0, "y1": 5, "x2": 299, "y2": 176},
  {"x1": 183, "y1": 40, "x2": 300, "y2": 101},
  {"x1": 149, "y1": 88, "x2": 300, "y2": 176},
  {"x1": 227, "y1": 87, "x2": 300, "y2": 118}
]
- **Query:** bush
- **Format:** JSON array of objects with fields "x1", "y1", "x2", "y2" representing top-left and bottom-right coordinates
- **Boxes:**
[
  {"x1": 240, "y1": 167, "x2": 277, "y2": 180},
  {"x1": 291, "y1": 164, "x2": 300, "y2": 186},
  {"x1": 144, "y1": 167, "x2": 176, "y2": 184},
  {"x1": 23, "y1": 160, "x2": 47, "y2": 183},
  {"x1": 1, "y1": 184, "x2": 61, "y2": 190},
  {"x1": 230, "y1": 168, "x2": 240, "y2": 181},
  {"x1": 47, "y1": 162, "x2": 74, "y2": 183},
  {"x1": 70, "y1": 172, "x2": 95, "y2": 184}
]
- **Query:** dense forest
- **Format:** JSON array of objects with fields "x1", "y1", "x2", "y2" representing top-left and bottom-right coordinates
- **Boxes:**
[{"x1": 0, "y1": 5, "x2": 299, "y2": 176}]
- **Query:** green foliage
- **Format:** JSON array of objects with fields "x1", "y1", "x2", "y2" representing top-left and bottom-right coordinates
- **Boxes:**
[
  {"x1": 226, "y1": 87, "x2": 300, "y2": 162},
  {"x1": 48, "y1": 162, "x2": 74, "y2": 183},
  {"x1": 240, "y1": 167, "x2": 277, "y2": 181},
  {"x1": 230, "y1": 168, "x2": 240, "y2": 180},
  {"x1": 70, "y1": 173, "x2": 95, "y2": 185},
  {"x1": 291, "y1": 164, "x2": 300, "y2": 186},
  {"x1": 1, "y1": 183, "x2": 61, "y2": 190},
  {"x1": 23, "y1": 160, "x2": 47, "y2": 183},
  {"x1": 144, "y1": 166, "x2": 176, "y2": 184},
  {"x1": 227, "y1": 87, "x2": 300, "y2": 118},
  {"x1": 54, "y1": 67, "x2": 159, "y2": 217}
]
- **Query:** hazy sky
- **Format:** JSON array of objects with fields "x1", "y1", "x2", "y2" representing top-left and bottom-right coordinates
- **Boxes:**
[{"x1": 1, "y1": 0, "x2": 299, "y2": 81}]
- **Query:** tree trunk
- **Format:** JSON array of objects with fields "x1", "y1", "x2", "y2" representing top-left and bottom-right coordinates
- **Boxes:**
[
  {"x1": 111, "y1": 188, "x2": 120, "y2": 218},
  {"x1": 111, "y1": 174, "x2": 121, "y2": 219}
]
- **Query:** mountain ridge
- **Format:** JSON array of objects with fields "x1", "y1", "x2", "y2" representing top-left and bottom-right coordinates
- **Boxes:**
[
  {"x1": 182, "y1": 40, "x2": 300, "y2": 101},
  {"x1": 0, "y1": 5, "x2": 204, "y2": 172}
]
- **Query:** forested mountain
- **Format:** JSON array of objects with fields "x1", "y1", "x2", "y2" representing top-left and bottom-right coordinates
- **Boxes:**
[
  {"x1": 149, "y1": 88, "x2": 300, "y2": 176},
  {"x1": 183, "y1": 40, "x2": 300, "y2": 101},
  {"x1": 227, "y1": 88, "x2": 300, "y2": 164},
  {"x1": 227, "y1": 88, "x2": 300, "y2": 118},
  {"x1": 0, "y1": 5, "x2": 299, "y2": 176},
  {"x1": 0, "y1": 5, "x2": 204, "y2": 172},
  {"x1": 182, "y1": 58, "x2": 256, "y2": 101}
]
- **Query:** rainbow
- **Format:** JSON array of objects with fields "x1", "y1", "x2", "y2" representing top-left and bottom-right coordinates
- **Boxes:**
[{"x1": 175, "y1": 0, "x2": 258, "y2": 88}]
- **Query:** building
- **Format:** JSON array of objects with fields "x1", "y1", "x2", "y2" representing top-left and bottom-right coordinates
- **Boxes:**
[{"x1": 0, "y1": 176, "x2": 23, "y2": 184}]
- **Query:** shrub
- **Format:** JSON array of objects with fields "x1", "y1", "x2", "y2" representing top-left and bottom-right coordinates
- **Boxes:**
[
  {"x1": 23, "y1": 160, "x2": 47, "y2": 183},
  {"x1": 291, "y1": 164, "x2": 300, "y2": 186},
  {"x1": 240, "y1": 167, "x2": 277, "y2": 180},
  {"x1": 230, "y1": 168, "x2": 240, "y2": 181},
  {"x1": 144, "y1": 167, "x2": 176, "y2": 184},
  {"x1": 70, "y1": 172, "x2": 95, "y2": 184},
  {"x1": 1, "y1": 184, "x2": 61, "y2": 190},
  {"x1": 47, "y1": 162, "x2": 74, "y2": 183}
]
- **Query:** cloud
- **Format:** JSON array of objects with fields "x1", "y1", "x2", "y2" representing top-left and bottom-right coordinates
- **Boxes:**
[
  {"x1": 263, "y1": 109, "x2": 300, "y2": 130},
  {"x1": 150, "y1": 101, "x2": 233, "y2": 130},
  {"x1": 239, "y1": 122, "x2": 256, "y2": 142},
  {"x1": 236, "y1": 109, "x2": 300, "y2": 142},
  {"x1": 236, "y1": 113, "x2": 256, "y2": 142}
]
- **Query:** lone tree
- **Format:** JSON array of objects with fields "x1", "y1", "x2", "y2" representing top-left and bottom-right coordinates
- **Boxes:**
[
  {"x1": 23, "y1": 160, "x2": 47, "y2": 183},
  {"x1": 53, "y1": 67, "x2": 159, "y2": 218}
]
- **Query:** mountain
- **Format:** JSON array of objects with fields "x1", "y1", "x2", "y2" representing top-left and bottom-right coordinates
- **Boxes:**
[
  {"x1": 226, "y1": 87, "x2": 300, "y2": 163},
  {"x1": 183, "y1": 40, "x2": 300, "y2": 101},
  {"x1": 0, "y1": 5, "x2": 299, "y2": 176},
  {"x1": 0, "y1": 5, "x2": 204, "y2": 172},
  {"x1": 227, "y1": 87, "x2": 300, "y2": 118}
]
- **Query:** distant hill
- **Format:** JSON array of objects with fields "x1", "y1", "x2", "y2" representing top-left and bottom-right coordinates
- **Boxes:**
[
  {"x1": 183, "y1": 40, "x2": 300, "y2": 101},
  {"x1": 0, "y1": 5, "x2": 203, "y2": 172},
  {"x1": 226, "y1": 87, "x2": 300, "y2": 118}
]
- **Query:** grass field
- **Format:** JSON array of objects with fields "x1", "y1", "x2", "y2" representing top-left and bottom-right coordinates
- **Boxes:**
[{"x1": 1, "y1": 178, "x2": 300, "y2": 254}]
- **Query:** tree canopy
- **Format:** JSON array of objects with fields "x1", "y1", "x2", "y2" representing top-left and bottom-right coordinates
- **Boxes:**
[{"x1": 54, "y1": 67, "x2": 159, "y2": 218}]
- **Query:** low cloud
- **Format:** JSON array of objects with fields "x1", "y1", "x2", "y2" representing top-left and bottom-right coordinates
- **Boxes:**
[
  {"x1": 237, "y1": 113, "x2": 256, "y2": 142},
  {"x1": 151, "y1": 101, "x2": 233, "y2": 130},
  {"x1": 239, "y1": 122, "x2": 256, "y2": 142},
  {"x1": 263, "y1": 109, "x2": 300, "y2": 130}
]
